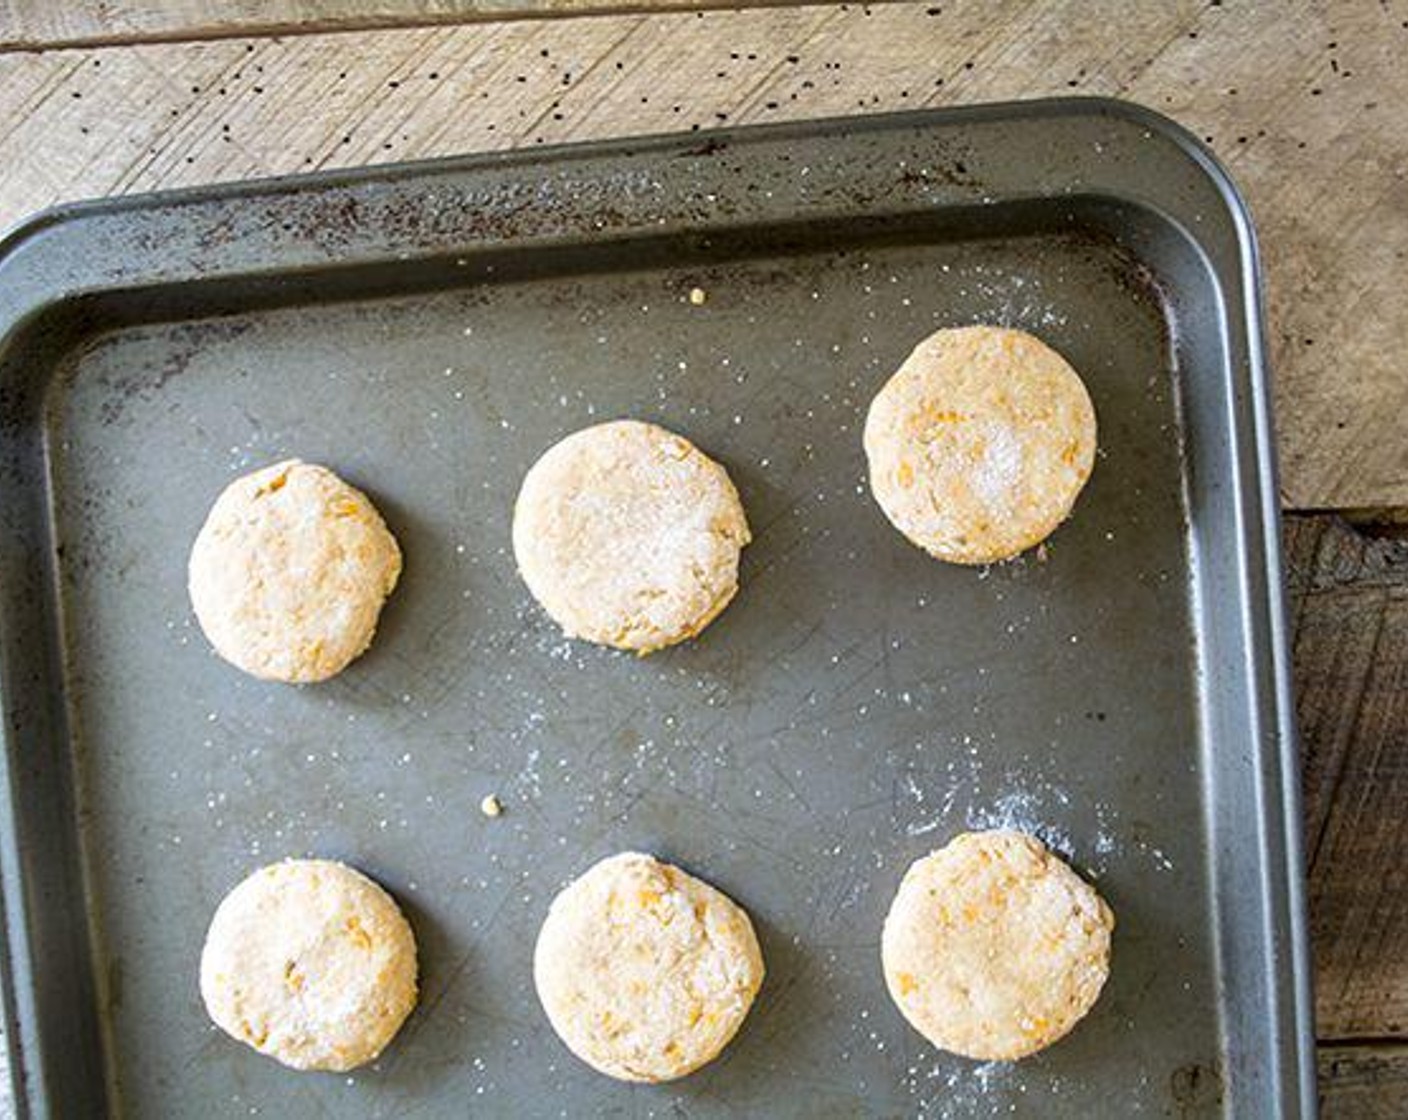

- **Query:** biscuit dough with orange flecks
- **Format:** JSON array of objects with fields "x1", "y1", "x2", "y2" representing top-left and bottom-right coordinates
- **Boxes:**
[
  {"x1": 533, "y1": 852, "x2": 764, "y2": 1082},
  {"x1": 881, "y1": 830, "x2": 1113, "y2": 1061},
  {"x1": 863, "y1": 326, "x2": 1096, "y2": 564},
  {"x1": 188, "y1": 459, "x2": 402, "y2": 683},
  {"x1": 512, "y1": 420, "x2": 750, "y2": 653},
  {"x1": 199, "y1": 859, "x2": 418, "y2": 1071}
]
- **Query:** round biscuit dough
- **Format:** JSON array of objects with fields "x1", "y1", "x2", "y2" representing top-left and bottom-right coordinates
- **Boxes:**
[
  {"x1": 881, "y1": 830, "x2": 1113, "y2": 1061},
  {"x1": 863, "y1": 326, "x2": 1097, "y2": 564},
  {"x1": 199, "y1": 859, "x2": 418, "y2": 1072},
  {"x1": 188, "y1": 459, "x2": 402, "y2": 683},
  {"x1": 533, "y1": 852, "x2": 765, "y2": 1082},
  {"x1": 512, "y1": 420, "x2": 751, "y2": 653}
]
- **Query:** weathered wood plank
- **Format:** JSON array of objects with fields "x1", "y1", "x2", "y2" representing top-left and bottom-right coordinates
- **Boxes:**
[
  {"x1": 0, "y1": 0, "x2": 813, "y2": 50},
  {"x1": 1319, "y1": 1045, "x2": 1408, "y2": 1119},
  {"x1": 1287, "y1": 514, "x2": 1408, "y2": 1040},
  {"x1": 2, "y1": 1, "x2": 1403, "y2": 508}
]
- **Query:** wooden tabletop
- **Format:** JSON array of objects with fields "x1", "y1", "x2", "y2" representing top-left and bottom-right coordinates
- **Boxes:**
[{"x1": 3, "y1": 1, "x2": 1406, "y2": 1115}]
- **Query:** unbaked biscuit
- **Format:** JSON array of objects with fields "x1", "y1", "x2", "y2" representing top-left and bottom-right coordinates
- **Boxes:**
[
  {"x1": 881, "y1": 829, "x2": 1113, "y2": 1061},
  {"x1": 533, "y1": 852, "x2": 765, "y2": 1082},
  {"x1": 512, "y1": 420, "x2": 750, "y2": 653},
  {"x1": 199, "y1": 858, "x2": 418, "y2": 1072},
  {"x1": 188, "y1": 459, "x2": 402, "y2": 683},
  {"x1": 863, "y1": 326, "x2": 1096, "y2": 564}
]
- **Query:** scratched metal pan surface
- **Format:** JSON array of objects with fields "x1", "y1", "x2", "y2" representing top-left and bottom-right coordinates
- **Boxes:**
[{"x1": 0, "y1": 99, "x2": 1313, "y2": 1118}]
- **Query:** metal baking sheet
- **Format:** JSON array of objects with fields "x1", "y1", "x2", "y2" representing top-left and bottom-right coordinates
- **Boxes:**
[{"x1": 0, "y1": 99, "x2": 1314, "y2": 1118}]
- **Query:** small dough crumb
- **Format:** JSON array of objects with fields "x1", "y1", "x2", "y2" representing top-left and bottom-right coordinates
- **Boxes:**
[
  {"x1": 480, "y1": 794, "x2": 503, "y2": 818},
  {"x1": 688, "y1": 287, "x2": 708, "y2": 306}
]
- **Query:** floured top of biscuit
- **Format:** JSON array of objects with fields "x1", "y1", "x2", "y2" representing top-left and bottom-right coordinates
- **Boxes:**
[
  {"x1": 512, "y1": 420, "x2": 750, "y2": 654},
  {"x1": 863, "y1": 326, "x2": 1096, "y2": 564},
  {"x1": 199, "y1": 858, "x2": 418, "y2": 1072},
  {"x1": 188, "y1": 459, "x2": 402, "y2": 683},
  {"x1": 533, "y1": 852, "x2": 765, "y2": 1082},
  {"x1": 881, "y1": 829, "x2": 1113, "y2": 1061}
]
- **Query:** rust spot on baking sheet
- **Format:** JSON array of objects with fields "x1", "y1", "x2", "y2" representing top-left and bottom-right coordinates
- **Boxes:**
[
  {"x1": 1169, "y1": 1060, "x2": 1223, "y2": 1112},
  {"x1": 83, "y1": 318, "x2": 253, "y2": 427}
]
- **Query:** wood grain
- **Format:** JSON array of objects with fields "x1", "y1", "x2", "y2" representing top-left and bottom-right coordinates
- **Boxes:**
[
  {"x1": 1319, "y1": 1046, "x2": 1408, "y2": 1119},
  {"x1": 1287, "y1": 514, "x2": 1408, "y2": 1041},
  {"x1": 2, "y1": 1, "x2": 1405, "y2": 509},
  {"x1": 0, "y1": 0, "x2": 811, "y2": 50}
]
